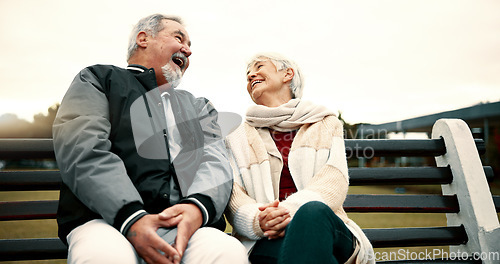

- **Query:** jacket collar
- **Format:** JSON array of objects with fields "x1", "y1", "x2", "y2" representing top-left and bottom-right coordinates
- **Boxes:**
[
  {"x1": 127, "y1": 64, "x2": 158, "y2": 91},
  {"x1": 126, "y1": 64, "x2": 149, "y2": 73}
]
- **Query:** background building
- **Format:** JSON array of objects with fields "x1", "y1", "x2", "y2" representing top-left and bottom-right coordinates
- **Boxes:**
[{"x1": 356, "y1": 101, "x2": 500, "y2": 179}]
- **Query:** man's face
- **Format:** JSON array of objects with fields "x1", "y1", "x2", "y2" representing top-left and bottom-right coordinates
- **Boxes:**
[{"x1": 148, "y1": 20, "x2": 191, "y2": 86}]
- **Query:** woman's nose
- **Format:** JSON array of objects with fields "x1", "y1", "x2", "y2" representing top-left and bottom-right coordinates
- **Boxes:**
[{"x1": 247, "y1": 71, "x2": 256, "y2": 81}]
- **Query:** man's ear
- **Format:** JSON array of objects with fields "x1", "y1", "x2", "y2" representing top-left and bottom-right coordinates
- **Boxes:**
[
  {"x1": 283, "y1": 68, "x2": 294, "y2": 83},
  {"x1": 136, "y1": 31, "x2": 148, "y2": 48}
]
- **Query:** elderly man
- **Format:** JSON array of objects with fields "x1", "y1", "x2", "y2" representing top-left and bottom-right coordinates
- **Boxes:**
[{"x1": 53, "y1": 14, "x2": 247, "y2": 264}]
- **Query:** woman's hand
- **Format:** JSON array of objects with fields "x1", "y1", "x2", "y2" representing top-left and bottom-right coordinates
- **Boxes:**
[{"x1": 258, "y1": 200, "x2": 291, "y2": 239}]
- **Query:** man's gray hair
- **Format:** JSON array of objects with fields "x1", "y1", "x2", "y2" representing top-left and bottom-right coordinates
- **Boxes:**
[
  {"x1": 247, "y1": 52, "x2": 304, "y2": 99},
  {"x1": 127, "y1": 14, "x2": 184, "y2": 62}
]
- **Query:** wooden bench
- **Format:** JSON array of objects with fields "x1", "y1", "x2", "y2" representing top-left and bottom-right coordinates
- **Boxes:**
[{"x1": 0, "y1": 118, "x2": 499, "y2": 263}]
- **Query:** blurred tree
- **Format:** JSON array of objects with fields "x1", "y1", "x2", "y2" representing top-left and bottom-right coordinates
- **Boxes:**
[
  {"x1": 32, "y1": 104, "x2": 59, "y2": 138},
  {"x1": 0, "y1": 113, "x2": 32, "y2": 137},
  {"x1": 337, "y1": 111, "x2": 358, "y2": 139},
  {"x1": 0, "y1": 103, "x2": 59, "y2": 138}
]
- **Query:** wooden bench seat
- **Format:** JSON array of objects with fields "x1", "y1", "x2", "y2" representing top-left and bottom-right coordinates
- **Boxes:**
[{"x1": 0, "y1": 119, "x2": 499, "y2": 262}]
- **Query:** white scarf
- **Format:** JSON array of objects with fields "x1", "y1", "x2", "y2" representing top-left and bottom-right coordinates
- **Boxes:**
[{"x1": 245, "y1": 99, "x2": 336, "y2": 132}]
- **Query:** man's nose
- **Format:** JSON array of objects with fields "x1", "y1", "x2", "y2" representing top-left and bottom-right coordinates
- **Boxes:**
[{"x1": 181, "y1": 45, "x2": 192, "y2": 57}]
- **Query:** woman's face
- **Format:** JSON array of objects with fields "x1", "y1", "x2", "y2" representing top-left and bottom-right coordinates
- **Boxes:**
[{"x1": 246, "y1": 59, "x2": 292, "y2": 106}]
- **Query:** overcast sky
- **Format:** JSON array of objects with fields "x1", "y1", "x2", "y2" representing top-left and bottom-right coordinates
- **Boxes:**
[{"x1": 1, "y1": 0, "x2": 499, "y2": 125}]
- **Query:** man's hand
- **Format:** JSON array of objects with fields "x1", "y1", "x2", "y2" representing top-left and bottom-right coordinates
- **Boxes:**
[
  {"x1": 127, "y1": 214, "x2": 183, "y2": 264},
  {"x1": 159, "y1": 203, "x2": 203, "y2": 260},
  {"x1": 258, "y1": 200, "x2": 291, "y2": 240}
]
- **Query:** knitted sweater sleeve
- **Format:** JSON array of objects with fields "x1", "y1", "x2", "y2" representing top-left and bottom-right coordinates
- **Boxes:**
[
  {"x1": 281, "y1": 116, "x2": 349, "y2": 214},
  {"x1": 224, "y1": 130, "x2": 266, "y2": 240},
  {"x1": 226, "y1": 182, "x2": 265, "y2": 240}
]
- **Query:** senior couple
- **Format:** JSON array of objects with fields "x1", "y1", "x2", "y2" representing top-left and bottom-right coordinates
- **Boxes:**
[{"x1": 54, "y1": 13, "x2": 374, "y2": 264}]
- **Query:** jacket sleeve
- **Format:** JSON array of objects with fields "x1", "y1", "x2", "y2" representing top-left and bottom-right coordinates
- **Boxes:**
[
  {"x1": 178, "y1": 98, "x2": 233, "y2": 226},
  {"x1": 53, "y1": 68, "x2": 145, "y2": 232},
  {"x1": 280, "y1": 116, "x2": 349, "y2": 214}
]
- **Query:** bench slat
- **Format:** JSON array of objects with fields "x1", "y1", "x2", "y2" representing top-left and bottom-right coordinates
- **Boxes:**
[
  {"x1": 0, "y1": 170, "x2": 61, "y2": 191},
  {"x1": 350, "y1": 166, "x2": 494, "y2": 185},
  {"x1": 344, "y1": 195, "x2": 459, "y2": 213},
  {"x1": 345, "y1": 139, "x2": 446, "y2": 157},
  {"x1": 2, "y1": 195, "x2": 497, "y2": 221},
  {"x1": 0, "y1": 226, "x2": 468, "y2": 261},
  {"x1": 345, "y1": 138, "x2": 485, "y2": 157},
  {"x1": 0, "y1": 194, "x2": 460, "y2": 221},
  {"x1": 0, "y1": 238, "x2": 67, "y2": 261},
  {"x1": 0, "y1": 139, "x2": 55, "y2": 159},
  {"x1": 0, "y1": 200, "x2": 57, "y2": 220},
  {"x1": 1, "y1": 166, "x2": 494, "y2": 191},
  {"x1": 494, "y1": 196, "x2": 500, "y2": 212},
  {"x1": 0, "y1": 138, "x2": 485, "y2": 159},
  {"x1": 364, "y1": 225, "x2": 468, "y2": 248},
  {"x1": 349, "y1": 167, "x2": 453, "y2": 185}
]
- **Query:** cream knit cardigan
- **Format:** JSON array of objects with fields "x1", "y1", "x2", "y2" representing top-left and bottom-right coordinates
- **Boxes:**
[{"x1": 225, "y1": 115, "x2": 374, "y2": 264}]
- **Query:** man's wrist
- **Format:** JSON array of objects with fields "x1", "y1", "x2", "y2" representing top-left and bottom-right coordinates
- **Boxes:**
[
  {"x1": 114, "y1": 202, "x2": 147, "y2": 235},
  {"x1": 121, "y1": 209, "x2": 148, "y2": 235},
  {"x1": 179, "y1": 195, "x2": 211, "y2": 226}
]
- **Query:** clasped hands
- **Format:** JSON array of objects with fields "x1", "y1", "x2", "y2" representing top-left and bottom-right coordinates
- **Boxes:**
[
  {"x1": 126, "y1": 203, "x2": 203, "y2": 264},
  {"x1": 258, "y1": 200, "x2": 292, "y2": 240}
]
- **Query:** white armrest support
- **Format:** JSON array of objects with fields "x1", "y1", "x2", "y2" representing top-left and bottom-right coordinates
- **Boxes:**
[{"x1": 432, "y1": 119, "x2": 499, "y2": 262}]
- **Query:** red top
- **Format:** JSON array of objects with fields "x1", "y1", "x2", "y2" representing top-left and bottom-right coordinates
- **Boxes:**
[{"x1": 270, "y1": 130, "x2": 298, "y2": 201}]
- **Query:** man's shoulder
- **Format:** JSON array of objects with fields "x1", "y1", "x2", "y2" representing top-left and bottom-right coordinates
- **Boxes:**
[
  {"x1": 76, "y1": 65, "x2": 135, "y2": 86},
  {"x1": 83, "y1": 64, "x2": 128, "y2": 75},
  {"x1": 175, "y1": 89, "x2": 210, "y2": 106},
  {"x1": 71, "y1": 65, "x2": 137, "y2": 94},
  {"x1": 173, "y1": 88, "x2": 200, "y2": 99}
]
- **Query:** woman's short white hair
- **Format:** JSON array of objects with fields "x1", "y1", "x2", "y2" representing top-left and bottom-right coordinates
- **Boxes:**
[
  {"x1": 246, "y1": 52, "x2": 304, "y2": 99},
  {"x1": 127, "y1": 14, "x2": 184, "y2": 62}
]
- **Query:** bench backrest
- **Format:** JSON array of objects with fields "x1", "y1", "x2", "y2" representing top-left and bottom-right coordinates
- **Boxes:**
[{"x1": 0, "y1": 118, "x2": 499, "y2": 262}]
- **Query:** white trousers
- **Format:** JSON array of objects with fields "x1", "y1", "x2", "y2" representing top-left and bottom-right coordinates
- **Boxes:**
[{"x1": 66, "y1": 219, "x2": 249, "y2": 264}]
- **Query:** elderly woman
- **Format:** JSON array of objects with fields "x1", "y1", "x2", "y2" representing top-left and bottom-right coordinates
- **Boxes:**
[{"x1": 225, "y1": 53, "x2": 374, "y2": 264}]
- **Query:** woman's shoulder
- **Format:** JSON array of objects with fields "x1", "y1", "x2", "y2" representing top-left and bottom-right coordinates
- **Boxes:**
[
  {"x1": 227, "y1": 122, "x2": 248, "y2": 138},
  {"x1": 322, "y1": 114, "x2": 341, "y2": 123},
  {"x1": 226, "y1": 122, "x2": 254, "y2": 145},
  {"x1": 308, "y1": 115, "x2": 343, "y2": 135}
]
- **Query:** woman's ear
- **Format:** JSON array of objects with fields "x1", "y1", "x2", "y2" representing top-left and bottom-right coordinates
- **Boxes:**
[
  {"x1": 136, "y1": 31, "x2": 148, "y2": 48},
  {"x1": 283, "y1": 68, "x2": 294, "y2": 83}
]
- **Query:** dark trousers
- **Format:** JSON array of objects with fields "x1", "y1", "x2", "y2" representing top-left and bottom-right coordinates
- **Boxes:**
[{"x1": 249, "y1": 201, "x2": 355, "y2": 264}]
